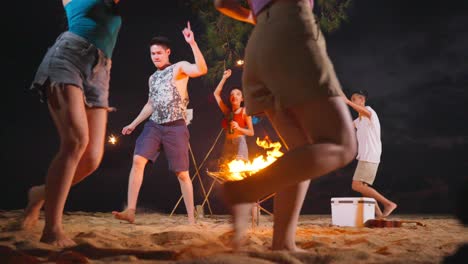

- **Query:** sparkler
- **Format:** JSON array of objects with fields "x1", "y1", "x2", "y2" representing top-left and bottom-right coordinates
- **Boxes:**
[{"x1": 108, "y1": 134, "x2": 118, "y2": 145}]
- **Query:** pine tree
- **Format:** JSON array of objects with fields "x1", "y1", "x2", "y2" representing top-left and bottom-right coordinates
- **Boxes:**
[{"x1": 188, "y1": 0, "x2": 352, "y2": 83}]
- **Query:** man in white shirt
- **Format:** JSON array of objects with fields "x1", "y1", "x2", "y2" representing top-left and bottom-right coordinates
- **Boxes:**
[{"x1": 342, "y1": 90, "x2": 397, "y2": 218}]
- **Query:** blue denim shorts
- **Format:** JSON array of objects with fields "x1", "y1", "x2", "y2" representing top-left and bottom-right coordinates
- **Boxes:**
[
  {"x1": 30, "y1": 31, "x2": 112, "y2": 108},
  {"x1": 222, "y1": 135, "x2": 249, "y2": 161},
  {"x1": 134, "y1": 119, "x2": 190, "y2": 172}
]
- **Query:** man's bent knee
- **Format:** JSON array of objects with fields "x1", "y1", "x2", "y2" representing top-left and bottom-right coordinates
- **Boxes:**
[
  {"x1": 176, "y1": 171, "x2": 190, "y2": 182},
  {"x1": 132, "y1": 155, "x2": 148, "y2": 169},
  {"x1": 352, "y1": 180, "x2": 365, "y2": 192}
]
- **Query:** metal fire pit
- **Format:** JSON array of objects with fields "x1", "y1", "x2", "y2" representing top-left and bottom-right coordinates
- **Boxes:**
[{"x1": 206, "y1": 169, "x2": 252, "y2": 183}]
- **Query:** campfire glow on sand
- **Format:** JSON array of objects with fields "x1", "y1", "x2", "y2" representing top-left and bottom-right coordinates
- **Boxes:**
[{"x1": 216, "y1": 137, "x2": 284, "y2": 181}]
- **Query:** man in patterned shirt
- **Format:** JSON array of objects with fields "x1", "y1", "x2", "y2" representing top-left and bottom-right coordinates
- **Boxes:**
[{"x1": 112, "y1": 22, "x2": 207, "y2": 224}]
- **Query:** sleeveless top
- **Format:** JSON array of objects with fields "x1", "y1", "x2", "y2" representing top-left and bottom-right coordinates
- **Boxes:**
[
  {"x1": 65, "y1": 0, "x2": 122, "y2": 58},
  {"x1": 148, "y1": 65, "x2": 189, "y2": 124},
  {"x1": 250, "y1": 0, "x2": 314, "y2": 16},
  {"x1": 221, "y1": 108, "x2": 248, "y2": 130}
]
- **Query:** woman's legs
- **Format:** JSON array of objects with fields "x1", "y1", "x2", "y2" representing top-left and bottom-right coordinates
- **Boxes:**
[
  {"x1": 40, "y1": 85, "x2": 89, "y2": 247},
  {"x1": 23, "y1": 85, "x2": 107, "y2": 247},
  {"x1": 22, "y1": 186, "x2": 46, "y2": 230},
  {"x1": 70, "y1": 107, "x2": 108, "y2": 185},
  {"x1": 23, "y1": 100, "x2": 107, "y2": 232},
  {"x1": 225, "y1": 97, "x2": 356, "y2": 250},
  {"x1": 272, "y1": 180, "x2": 310, "y2": 251}
]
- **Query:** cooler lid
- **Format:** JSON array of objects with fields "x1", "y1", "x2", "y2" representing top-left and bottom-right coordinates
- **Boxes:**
[{"x1": 331, "y1": 197, "x2": 376, "y2": 204}]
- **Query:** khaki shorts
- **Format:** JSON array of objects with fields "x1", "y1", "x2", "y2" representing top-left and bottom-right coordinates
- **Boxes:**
[
  {"x1": 353, "y1": 160, "x2": 379, "y2": 185},
  {"x1": 243, "y1": 0, "x2": 342, "y2": 115}
]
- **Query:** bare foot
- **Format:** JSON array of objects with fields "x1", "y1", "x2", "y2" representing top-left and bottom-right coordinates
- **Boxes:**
[
  {"x1": 223, "y1": 183, "x2": 250, "y2": 249},
  {"x1": 375, "y1": 204, "x2": 384, "y2": 219},
  {"x1": 22, "y1": 186, "x2": 45, "y2": 230},
  {"x1": 40, "y1": 229, "x2": 76, "y2": 248},
  {"x1": 223, "y1": 182, "x2": 255, "y2": 250},
  {"x1": 382, "y1": 202, "x2": 397, "y2": 218},
  {"x1": 294, "y1": 247, "x2": 308, "y2": 253},
  {"x1": 284, "y1": 246, "x2": 308, "y2": 252},
  {"x1": 230, "y1": 203, "x2": 254, "y2": 250},
  {"x1": 112, "y1": 208, "x2": 135, "y2": 223},
  {"x1": 272, "y1": 237, "x2": 309, "y2": 251}
]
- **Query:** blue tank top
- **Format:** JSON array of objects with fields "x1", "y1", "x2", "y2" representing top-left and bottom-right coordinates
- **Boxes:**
[{"x1": 65, "y1": 0, "x2": 122, "y2": 58}]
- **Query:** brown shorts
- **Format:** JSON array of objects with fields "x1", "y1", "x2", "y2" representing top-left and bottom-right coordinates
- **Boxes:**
[{"x1": 243, "y1": 0, "x2": 342, "y2": 115}]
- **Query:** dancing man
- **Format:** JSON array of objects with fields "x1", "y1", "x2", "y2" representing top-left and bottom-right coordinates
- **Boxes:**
[
  {"x1": 112, "y1": 22, "x2": 207, "y2": 225},
  {"x1": 341, "y1": 90, "x2": 397, "y2": 218}
]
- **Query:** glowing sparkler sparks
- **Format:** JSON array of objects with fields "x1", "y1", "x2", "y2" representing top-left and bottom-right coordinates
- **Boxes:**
[
  {"x1": 236, "y1": 59, "x2": 244, "y2": 66},
  {"x1": 225, "y1": 137, "x2": 283, "y2": 181},
  {"x1": 108, "y1": 135, "x2": 117, "y2": 145}
]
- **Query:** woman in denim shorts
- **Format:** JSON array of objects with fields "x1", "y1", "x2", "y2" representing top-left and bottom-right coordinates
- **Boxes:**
[{"x1": 23, "y1": 0, "x2": 122, "y2": 247}]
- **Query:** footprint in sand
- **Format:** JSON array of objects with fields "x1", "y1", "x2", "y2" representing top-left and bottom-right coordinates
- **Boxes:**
[
  {"x1": 2, "y1": 222, "x2": 22, "y2": 232},
  {"x1": 299, "y1": 240, "x2": 327, "y2": 249},
  {"x1": 151, "y1": 231, "x2": 202, "y2": 246},
  {"x1": 0, "y1": 236, "x2": 15, "y2": 242},
  {"x1": 75, "y1": 232, "x2": 98, "y2": 239},
  {"x1": 344, "y1": 237, "x2": 371, "y2": 246},
  {"x1": 375, "y1": 246, "x2": 392, "y2": 255},
  {"x1": 0, "y1": 245, "x2": 41, "y2": 264}
]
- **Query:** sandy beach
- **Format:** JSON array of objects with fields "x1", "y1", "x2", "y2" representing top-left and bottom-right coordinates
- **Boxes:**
[{"x1": 0, "y1": 210, "x2": 466, "y2": 263}]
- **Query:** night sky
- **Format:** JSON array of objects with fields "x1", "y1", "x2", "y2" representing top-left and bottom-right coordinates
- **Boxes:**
[{"x1": 3, "y1": 0, "x2": 467, "y2": 215}]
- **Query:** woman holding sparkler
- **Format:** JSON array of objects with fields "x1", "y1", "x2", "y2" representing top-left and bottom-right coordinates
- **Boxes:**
[
  {"x1": 214, "y1": 69, "x2": 254, "y2": 163},
  {"x1": 215, "y1": 0, "x2": 357, "y2": 251},
  {"x1": 23, "y1": 0, "x2": 122, "y2": 247}
]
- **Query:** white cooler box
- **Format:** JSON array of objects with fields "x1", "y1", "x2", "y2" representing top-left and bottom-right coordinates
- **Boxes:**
[{"x1": 331, "y1": 197, "x2": 376, "y2": 227}]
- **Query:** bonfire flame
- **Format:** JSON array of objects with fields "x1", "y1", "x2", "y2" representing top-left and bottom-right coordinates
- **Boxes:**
[{"x1": 225, "y1": 137, "x2": 283, "y2": 181}]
